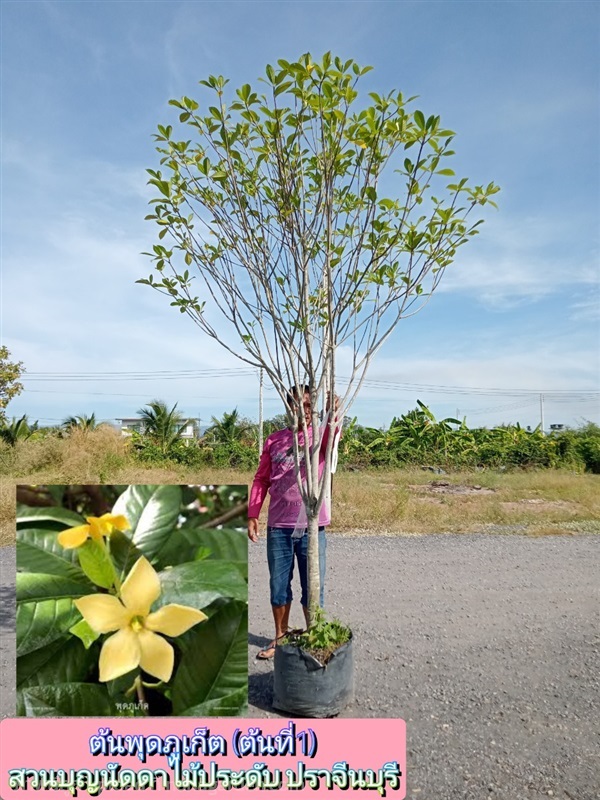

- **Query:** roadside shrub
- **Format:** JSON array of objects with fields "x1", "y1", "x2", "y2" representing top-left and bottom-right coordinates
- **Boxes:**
[
  {"x1": 573, "y1": 424, "x2": 600, "y2": 473},
  {"x1": 210, "y1": 441, "x2": 258, "y2": 470}
]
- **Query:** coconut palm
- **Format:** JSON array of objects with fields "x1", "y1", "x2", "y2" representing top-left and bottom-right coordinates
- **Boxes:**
[
  {"x1": 205, "y1": 408, "x2": 254, "y2": 445},
  {"x1": 62, "y1": 413, "x2": 99, "y2": 432},
  {"x1": 0, "y1": 414, "x2": 38, "y2": 446},
  {"x1": 136, "y1": 400, "x2": 190, "y2": 455}
]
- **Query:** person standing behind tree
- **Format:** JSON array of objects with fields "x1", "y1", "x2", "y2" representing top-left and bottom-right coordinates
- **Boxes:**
[{"x1": 248, "y1": 385, "x2": 339, "y2": 660}]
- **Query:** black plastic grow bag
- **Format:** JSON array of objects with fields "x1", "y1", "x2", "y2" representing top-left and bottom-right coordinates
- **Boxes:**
[{"x1": 272, "y1": 634, "x2": 354, "y2": 718}]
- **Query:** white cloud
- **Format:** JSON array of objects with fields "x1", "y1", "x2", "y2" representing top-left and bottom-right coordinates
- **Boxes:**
[
  {"x1": 439, "y1": 212, "x2": 598, "y2": 306},
  {"x1": 569, "y1": 293, "x2": 600, "y2": 323}
]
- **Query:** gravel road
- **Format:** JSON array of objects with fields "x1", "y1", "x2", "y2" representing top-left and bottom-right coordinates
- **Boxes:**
[
  {"x1": 248, "y1": 533, "x2": 600, "y2": 800},
  {"x1": 2, "y1": 534, "x2": 599, "y2": 799}
]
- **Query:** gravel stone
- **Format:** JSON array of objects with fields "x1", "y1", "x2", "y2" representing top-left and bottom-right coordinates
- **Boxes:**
[{"x1": 248, "y1": 532, "x2": 599, "y2": 799}]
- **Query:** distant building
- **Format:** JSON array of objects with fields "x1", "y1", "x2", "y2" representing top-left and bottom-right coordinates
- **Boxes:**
[{"x1": 117, "y1": 418, "x2": 198, "y2": 441}]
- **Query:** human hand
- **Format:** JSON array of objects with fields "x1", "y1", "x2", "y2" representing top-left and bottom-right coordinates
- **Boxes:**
[{"x1": 248, "y1": 517, "x2": 260, "y2": 543}]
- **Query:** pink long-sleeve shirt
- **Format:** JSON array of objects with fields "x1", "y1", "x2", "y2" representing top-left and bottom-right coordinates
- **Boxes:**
[{"x1": 248, "y1": 426, "x2": 332, "y2": 528}]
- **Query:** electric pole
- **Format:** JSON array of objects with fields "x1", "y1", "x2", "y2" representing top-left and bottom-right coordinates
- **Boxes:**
[{"x1": 258, "y1": 368, "x2": 264, "y2": 455}]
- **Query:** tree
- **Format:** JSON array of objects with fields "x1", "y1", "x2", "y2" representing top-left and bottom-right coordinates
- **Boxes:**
[
  {"x1": 0, "y1": 414, "x2": 38, "y2": 446},
  {"x1": 205, "y1": 408, "x2": 254, "y2": 445},
  {"x1": 142, "y1": 52, "x2": 498, "y2": 621},
  {"x1": 0, "y1": 346, "x2": 24, "y2": 421},
  {"x1": 137, "y1": 399, "x2": 190, "y2": 455},
  {"x1": 62, "y1": 413, "x2": 100, "y2": 433}
]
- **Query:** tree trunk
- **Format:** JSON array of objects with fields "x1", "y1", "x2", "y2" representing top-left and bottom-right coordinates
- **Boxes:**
[{"x1": 306, "y1": 511, "x2": 321, "y2": 626}]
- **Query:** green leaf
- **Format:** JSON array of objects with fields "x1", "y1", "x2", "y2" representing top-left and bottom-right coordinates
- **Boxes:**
[
  {"x1": 16, "y1": 505, "x2": 84, "y2": 529},
  {"x1": 112, "y1": 485, "x2": 182, "y2": 563},
  {"x1": 77, "y1": 539, "x2": 118, "y2": 589},
  {"x1": 165, "y1": 526, "x2": 247, "y2": 565},
  {"x1": 109, "y1": 530, "x2": 146, "y2": 581},
  {"x1": 158, "y1": 560, "x2": 248, "y2": 608},
  {"x1": 172, "y1": 601, "x2": 247, "y2": 715},
  {"x1": 176, "y1": 687, "x2": 248, "y2": 717},
  {"x1": 70, "y1": 619, "x2": 101, "y2": 649},
  {"x1": 153, "y1": 526, "x2": 205, "y2": 569},
  {"x1": 17, "y1": 597, "x2": 82, "y2": 656},
  {"x1": 17, "y1": 635, "x2": 97, "y2": 688},
  {"x1": 16, "y1": 573, "x2": 92, "y2": 603},
  {"x1": 437, "y1": 168, "x2": 455, "y2": 176},
  {"x1": 16, "y1": 530, "x2": 86, "y2": 581},
  {"x1": 190, "y1": 527, "x2": 248, "y2": 579},
  {"x1": 18, "y1": 683, "x2": 115, "y2": 717},
  {"x1": 414, "y1": 109, "x2": 425, "y2": 129}
]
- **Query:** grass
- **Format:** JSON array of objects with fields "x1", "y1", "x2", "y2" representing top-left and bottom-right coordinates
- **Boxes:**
[
  {"x1": 333, "y1": 469, "x2": 600, "y2": 534},
  {"x1": 1, "y1": 431, "x2": 599, "y2": 545}
]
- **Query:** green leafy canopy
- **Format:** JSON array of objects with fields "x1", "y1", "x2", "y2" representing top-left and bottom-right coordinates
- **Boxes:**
[{"x1": 141, "y1": 51, "x2": 499, "y2": 402}]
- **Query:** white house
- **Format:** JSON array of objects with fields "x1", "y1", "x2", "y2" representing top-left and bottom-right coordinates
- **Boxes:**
[{"x1": 117, "y1": 418, "x2": 198, "y2": 441}]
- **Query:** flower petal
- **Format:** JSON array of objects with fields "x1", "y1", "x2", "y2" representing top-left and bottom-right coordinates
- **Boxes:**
[
  {"x1": 87, "y1": 516, "x2": 112, "y2": 541},
  {"x1": 107, "y1": 514, "x2": 130, "y2": 532},
  {"x1": 57, "y1": 525, "x2": 90, "y2": 549},
  {"x1": 120, "y1": 556, "x2": 161, "y2": 615},
  {"x1": 75, "y1": 594, "x2": 130, "y2": 633},
  {"x1": 87, "y1": 513, "x2": 131, "y2": 537},
  {"x1": 99, "y1": 628, "x2": 140, "y2": 682},
  {"x1": 137, "y1": 630, "x2": 174, "y2": 682},
  {"x1": 146, "y1": 604, "x2": 207, "y2": 637}
]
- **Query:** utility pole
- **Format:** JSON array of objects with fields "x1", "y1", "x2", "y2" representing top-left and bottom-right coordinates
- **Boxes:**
[
  {"x1": 539, "y1": 393, "x2": 545, "y2": 435},
  {"x1": 258, "y1": 368, "x2": 264, "y2": 455}
]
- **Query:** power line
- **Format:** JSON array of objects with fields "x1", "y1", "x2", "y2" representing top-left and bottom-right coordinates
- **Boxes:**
[{"x1": 19, "y1": 368, "x2": 600, "y2": 399}]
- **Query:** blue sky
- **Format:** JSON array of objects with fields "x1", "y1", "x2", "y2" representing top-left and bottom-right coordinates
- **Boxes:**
[{"x1": 2, "y1": 0, "x2": 598, "y2": 431}]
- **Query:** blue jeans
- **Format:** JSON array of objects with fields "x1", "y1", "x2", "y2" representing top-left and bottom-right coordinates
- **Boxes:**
[{"x1": 266, "y1": 526, "x2": 326, "y2": 608}]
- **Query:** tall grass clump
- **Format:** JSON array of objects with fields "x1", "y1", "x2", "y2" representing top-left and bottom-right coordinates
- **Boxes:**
[{"x1": 0, "y1": 426, "x2": 129, "y2": 482}]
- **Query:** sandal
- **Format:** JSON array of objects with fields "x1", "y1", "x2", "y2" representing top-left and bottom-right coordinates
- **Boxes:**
[
  {"x1": 256, "y1": 641, "x2": 277, "y2": 660},
  {"x1": 256, "y1": 629, "x2": 303, "y2": 660}
]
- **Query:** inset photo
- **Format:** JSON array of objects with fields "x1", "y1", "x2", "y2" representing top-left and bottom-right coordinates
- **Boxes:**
[{"x1": 15, "y1": 484, "x2": 248, "y2": 718}]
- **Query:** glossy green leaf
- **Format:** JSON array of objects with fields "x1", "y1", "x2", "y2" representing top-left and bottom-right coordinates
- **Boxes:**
[
  {"x1": 17, "y1": 635, "x2": 97, "y2": 688},
  {"x1": 193, "y1": 527, "x2": 248, "y2": 578},
  {"x1": 17, "y1": 597, "x2": 82, "y2": 656},
  {"x1": 109, "y1": 530, "x2": 146, "y2": 580},
  {"x1": 176, "y1": 687, "x2": 248, "y2": 717},
  {"x1": 152, "y1": 526, "x2": 207, "y2": 569},
  {"x1": 158, "y1": 560, "x2": 248, "y2": 608},
  {"x1": 18, "y1": 683, "x2": 115, "y2": 717},
  {"x1": 157, "y1": 526, "x2": 247, "y2": 571},
  {"x1": 172, "y1": 601, "x2": 247, "y2": 715},
  {"x1": 16, "y1": 530, "x2": 85, "y2": 580},
  {"x1": 77, "y1": 539, "x2": 118, "y2": 589},
  {"x1": 112, "y1": 485, "x2": 182, "y2": 562},
  {"x1": 16, "y1": 572, "x2": 92, "y2": 603},
  {"x1": 16, "y1": 505, "x2": 84, "y2": 529}
]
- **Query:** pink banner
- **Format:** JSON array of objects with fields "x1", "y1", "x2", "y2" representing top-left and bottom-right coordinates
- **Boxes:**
[{"x1": 0, "y1": 717, "x2": 405, "y2": 798}]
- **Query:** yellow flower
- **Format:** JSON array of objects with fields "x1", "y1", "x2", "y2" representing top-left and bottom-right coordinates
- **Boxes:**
[
  {"x1": 57, "y1": 513, "x2": 130, "y2": 549},
  {"x1": 75, "y1": 556, "x2": 207, "y2": 682}
]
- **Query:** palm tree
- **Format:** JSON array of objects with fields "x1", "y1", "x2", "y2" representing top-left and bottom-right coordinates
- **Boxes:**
[
  {"x1": 205, "y1": 408, "x2": 253, "y2": 445},
  {"x1": 0, "y1": 414, "x2": 39, "y2": 446},
  {"x1": 136, "y1": 400, "x2": 190, "y2": 455},
  {"x1": 62, "y1": 413, "x2": 99, "y2": 433}
]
